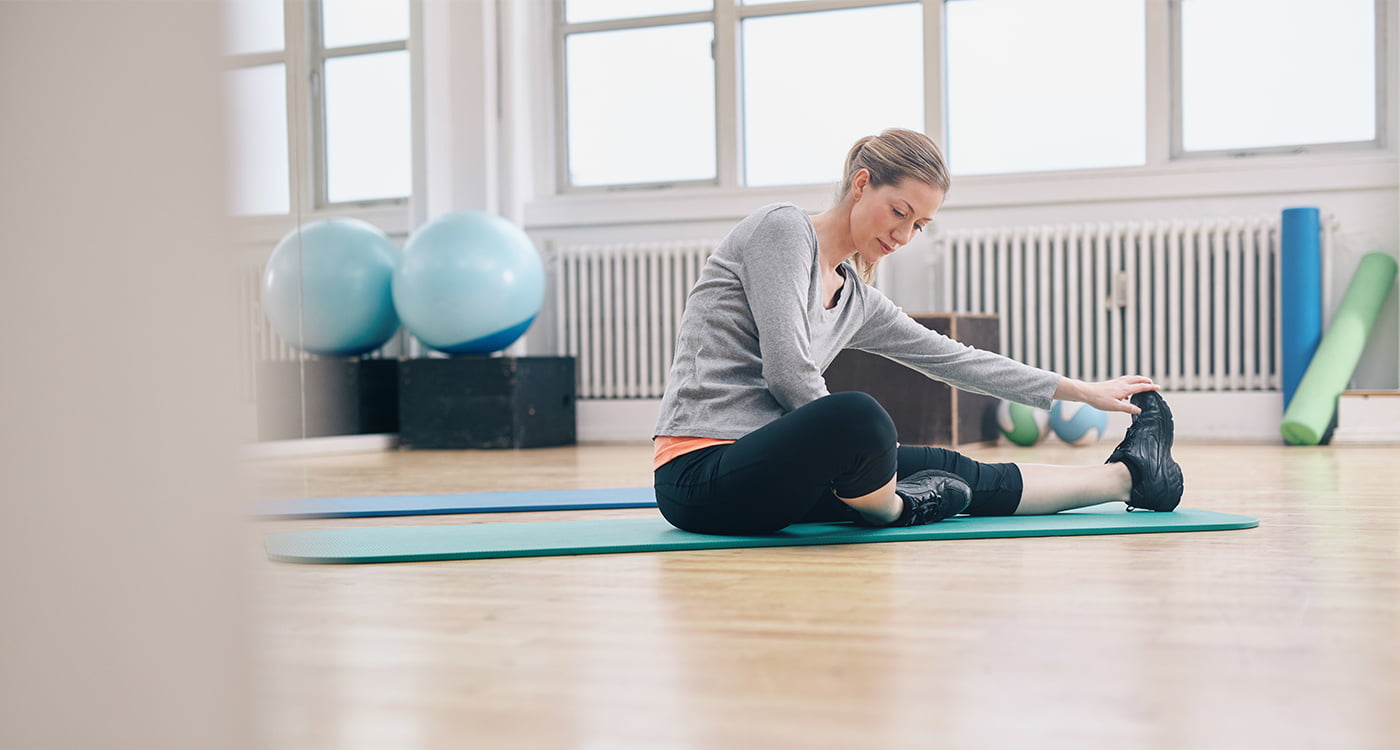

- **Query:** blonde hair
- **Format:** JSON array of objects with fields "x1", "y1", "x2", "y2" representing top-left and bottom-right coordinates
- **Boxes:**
[{"x1": 838, "y1": 129, "x2": 950, "y2": 284}]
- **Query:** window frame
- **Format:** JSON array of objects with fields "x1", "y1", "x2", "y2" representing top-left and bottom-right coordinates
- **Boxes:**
[
  {"x1": 546, "y1": 0, "x2": 1390, "y2": 199},
  {"x1": 553, "y1": 0, "x2": 929, "y2": 193},
  {"x1": 221, "y1": 1, "x2": 302, "y2": 219},
  {"x1": 552, "y1": 6, "x2": 725, "y2": 193},
  {"x1": 1168, "y1": 0, "x2": 1389, "y2": 161},
  {"x1": 222, "y1": 0, "x2": 412, "y2": 224},
  {"x1": 308, "y1": 0, "x2": 412, "y2": 210},
  {"x1": 941, "y1": 0, "x2": 1150, "y2": 178}
]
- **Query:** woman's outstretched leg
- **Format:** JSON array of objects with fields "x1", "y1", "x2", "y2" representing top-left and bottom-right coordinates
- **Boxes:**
[
  {"x1": 898, "y1": 391, "x2": 1183, "y2": 516},
  {"x1": 1014, "y1": 463, "x2": 1130, "y2": 514},
  {"x1": 1020, "y1": 390, "x2": 1183, "y2": 513}
]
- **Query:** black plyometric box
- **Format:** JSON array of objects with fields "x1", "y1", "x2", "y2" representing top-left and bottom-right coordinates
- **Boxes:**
[
  {"x1": 397, "y1": 356, "x2": 577, "y2": 450},
  {"x1": 256, "y1": 358, "x2": 400, "y2": 441},
  {"x1": 357, "y1": 359, "x2": 400, "y2": 434},
  {"x1": 823, "y1": 313, "x2": 1001, "y2": 447}
]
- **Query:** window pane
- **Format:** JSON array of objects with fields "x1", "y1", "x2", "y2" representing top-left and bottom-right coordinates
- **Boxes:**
[
  {"x1": 945, "y1": 0, "x2": 1145, "y2": 175},
  {"x1": 225, "y1": 64, "x2": 289, "y2": 215},
  {"x1": 322, "y1": 0, "x2": 409, "y2": 48},
  {"x1": 221, "y1": 0, "x2": 284, "y2": 56},
  {"x1": 1181, "y1": 0, "x2": 1375, "y2": 152},
  {"x1": 743, "y1": 4, "x2": 923, "y2": 187},
  {"x1": 566, "y1": 24, "x2": 716, "y2": 186},
  {"x1": 324, "y1": 51, "x2": 412, "y2": 203},
  {"x1": 565, "y1": 1, "x2": 711, "y2": 24}
]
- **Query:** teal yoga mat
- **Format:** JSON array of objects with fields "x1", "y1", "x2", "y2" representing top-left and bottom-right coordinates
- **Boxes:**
[
  {"x1": 265, "y1": 505, "x2": 1259, "y2": 564},
  {"x1": 252, "y1": 487, "x2": 657, "y2": 520}
]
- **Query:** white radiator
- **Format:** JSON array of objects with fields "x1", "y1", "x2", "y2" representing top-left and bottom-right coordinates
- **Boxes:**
[
  {"x1": 553, "y1": 241, "x2": 715, "y2": 399},
  {"x1": 933, "y1": 217, "x2": 1336, "y2": 392}
]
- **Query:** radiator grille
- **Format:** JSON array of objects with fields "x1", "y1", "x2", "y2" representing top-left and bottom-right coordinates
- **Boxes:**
[
  {"x1": 933, "y1": 217, "x2": 1334, "y2": 391},
  {"x1": 553, "y1": 241, "x2": 715, "y2": 399}
]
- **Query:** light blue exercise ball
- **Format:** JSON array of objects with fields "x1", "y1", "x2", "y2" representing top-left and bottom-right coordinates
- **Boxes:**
[
  {"x1": 1049, "y1": 401, "x2": 1110, "y2": 446},
  {"x1": 262, "y1": 218, "x2": 401, "y2": 357},
  {"x1": 392, "y1": 211, "x2": 545, "y2": 354}
]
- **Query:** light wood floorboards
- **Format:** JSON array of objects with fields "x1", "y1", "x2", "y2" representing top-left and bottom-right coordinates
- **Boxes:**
[{"x1": 250, "y1": 442, "x2": 1399, "y2": 750}]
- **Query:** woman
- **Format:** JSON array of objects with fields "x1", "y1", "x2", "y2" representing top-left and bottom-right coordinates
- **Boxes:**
[{"x1": 652, "y1": 128, "x2": 1183, "y2": 536}]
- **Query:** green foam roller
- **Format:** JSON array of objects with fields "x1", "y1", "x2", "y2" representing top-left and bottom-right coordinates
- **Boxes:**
[{"x1": 1281, "y1": 252, "x2": 1398, "y2": 445}]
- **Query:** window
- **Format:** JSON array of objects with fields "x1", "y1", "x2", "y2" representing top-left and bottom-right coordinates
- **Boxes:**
[
  {"x1": 555, "y1": 0, "x2": 1385, "y2": 194},
  {"x1": 221, "y1": 0, "x2": 291, "y2": 216},
  {"x1": 742, "y1": 4, "x2": 923, "y2": 187},
  {"x1": 1177, "y1": 0, "x2": 1378, "y2": 154},
  {"x1": 221, "y1": 0, "x2": 412, "y2": 216},
  {"x1": 564, "y1": 22, "x2": 717, "y2": 187},
  {"x1": 315, "y1": 0, "x2": 412, "y2": 205},
  {"x1": 222, "y1": 0, "x2": 285, "y2": 56},
  {"x1": 224, "y1": 64, "x2": 291, "y2": 216},
  {"x1": 558, "y1": 0, "x2": 930, "y2": 190},
  {"x1": 565, "y1": 0, "x2": 712, "y2": 24},
  {"x1": 944, "y1": 0, "x2": 1146, "y2": 176}
]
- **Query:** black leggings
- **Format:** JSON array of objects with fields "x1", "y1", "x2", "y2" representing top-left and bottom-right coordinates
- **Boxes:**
[{"x1": 654, "y1": 392, "x2": 1023, "y2": 535}]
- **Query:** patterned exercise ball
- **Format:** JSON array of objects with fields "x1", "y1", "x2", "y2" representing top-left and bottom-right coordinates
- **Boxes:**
[
  {"x1": 393, "y1": 211, "x2": 545, "y2": 354},
  {"x1": 261, "y1": 218, "x2": 400, "y2": 356},
  {"x1": 1050, "y1": 401, "x2": 1109, "y2": 446},
  {"x1": 997, "y1": 400, "x2": 1050, "y2": 446}
]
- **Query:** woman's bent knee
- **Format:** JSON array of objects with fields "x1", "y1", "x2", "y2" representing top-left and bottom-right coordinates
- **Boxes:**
[{"x1": 811, "y1": 392, "x2": 897, "y2": 446}]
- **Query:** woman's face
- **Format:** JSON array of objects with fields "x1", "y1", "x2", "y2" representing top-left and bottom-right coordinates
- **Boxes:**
[{"x1": 848, "y1": 172, "x2": 944, "y2": 265}]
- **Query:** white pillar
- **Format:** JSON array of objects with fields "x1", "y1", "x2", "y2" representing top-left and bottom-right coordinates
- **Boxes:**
[
  {"x1": 413, "y1": 0, "x2": 501, "y2": 226},
  {"x1": 0, "y1": 2, "x2": 248, "y2": 749}
]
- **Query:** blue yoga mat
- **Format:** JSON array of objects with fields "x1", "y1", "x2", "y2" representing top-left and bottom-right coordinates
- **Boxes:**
[
  {"x1": 252, "y1": 487, "x2": 657, "y2": 520},
  {"x1": 1281, "y1": 206, "x2": 1323, "y2": 410},
  {"x1": 265, "y1": 505, "x2": 1260, "y2": 564}
]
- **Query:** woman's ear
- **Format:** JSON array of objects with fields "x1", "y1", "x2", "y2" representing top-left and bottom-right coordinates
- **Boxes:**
[{"x1": 852, "y1": 168, "x2": 870, "y2": 200}]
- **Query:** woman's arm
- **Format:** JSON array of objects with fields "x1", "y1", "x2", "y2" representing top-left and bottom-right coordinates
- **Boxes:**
[
  {"x1": 735, "y1": 207, "x2": 830, "y2": 412},
  {"x1": 847, "y1": 299, "x2": 1061, "y2": 409},
  {"x1": 848, "y1": 293, "x2": 1162, "y2": 413}
]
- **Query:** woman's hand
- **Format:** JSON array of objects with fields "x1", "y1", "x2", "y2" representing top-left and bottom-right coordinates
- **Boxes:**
[{"x1": 1054, "y1": 376, "x2": 1159, "y2": 415}]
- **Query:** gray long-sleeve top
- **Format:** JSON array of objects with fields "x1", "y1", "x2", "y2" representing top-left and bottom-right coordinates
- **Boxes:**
[{"x1": 653, "y1": 203, "x2": 1060, "y2": 439}]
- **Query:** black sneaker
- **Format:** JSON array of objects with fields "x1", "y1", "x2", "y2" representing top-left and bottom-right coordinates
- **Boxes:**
[
  {"x1": 890, "y1": 469, "x2": 972, "y2": 526},
  {"x1": 1105, "y1": 391, "x2": 1184, "y2": 512}
]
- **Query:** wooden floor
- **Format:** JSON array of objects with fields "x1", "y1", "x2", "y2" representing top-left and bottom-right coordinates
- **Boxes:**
[{"x1": 249, "y1": 441, "x2": 1399, "y2": 750}]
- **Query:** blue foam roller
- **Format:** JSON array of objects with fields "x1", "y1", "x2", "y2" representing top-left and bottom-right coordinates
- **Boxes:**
[{"x1": 1280, "y1": 207, "x2": 1323, "y2": 410}]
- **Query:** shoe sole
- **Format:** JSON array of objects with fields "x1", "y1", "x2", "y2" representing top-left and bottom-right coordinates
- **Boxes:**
[{"x1": 1122, "y1": 391, "x2": 1183, "y2": 512}]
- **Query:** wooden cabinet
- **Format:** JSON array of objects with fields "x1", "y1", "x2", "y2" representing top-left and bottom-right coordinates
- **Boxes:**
[{"x1": 823, "y1": 313, "x2": 1000, "y2": 447}]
